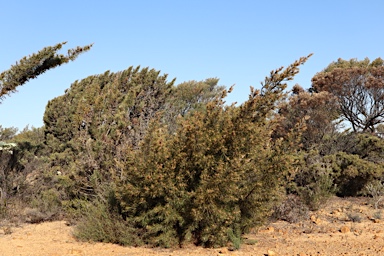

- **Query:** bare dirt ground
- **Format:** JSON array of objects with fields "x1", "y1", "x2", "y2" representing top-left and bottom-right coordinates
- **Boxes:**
[{"x1": 1, "y1": 196, "x2": 384, "y2": 256}]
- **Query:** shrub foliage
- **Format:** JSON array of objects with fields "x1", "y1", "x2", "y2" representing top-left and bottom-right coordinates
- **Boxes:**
[
  {"x1": 9, "y1": 53, "x2": 384, "y2": 249},
  {"x1": 109, "y1": 55, "x2": 311, "y2": 247}
]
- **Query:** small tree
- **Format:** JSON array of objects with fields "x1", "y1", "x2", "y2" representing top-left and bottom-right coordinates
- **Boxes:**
[
  {"x1": 275, "y1": 84, "x2": 340, "y2": 151},
  {"x1": 311, "y1": 57, "x2": 384, "y2": 133}
]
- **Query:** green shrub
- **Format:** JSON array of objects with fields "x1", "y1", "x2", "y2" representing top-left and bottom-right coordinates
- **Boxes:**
[
  {"x1": 29, "y1": 188, "x2": 62, "y2": 221},
  {"x1": 111, "y1": 56, "x2": 311, "y2": 248},
  {"x1": 291, "y1": 151, "x2": 336, "y2": 211},
  {"x1": 298, "y1": 171, "x2": 336, "y2": 211},
  {"x1": 74, "y1": 200, "x2": 142, "y2": 246},
  {"x1": 292, "y1": 148, "x2": 384, "y2": 201},
  {"x1": 326, "y1": 152, "x2": 384, "y2": 196},
  {"x1": 362, "y1": 180, "x2": 384, "y2": 209}
]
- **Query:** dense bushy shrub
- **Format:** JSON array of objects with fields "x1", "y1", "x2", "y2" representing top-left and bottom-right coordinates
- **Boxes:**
[
  {"x1": 325, "y1": 151, "x2": 384, "y2": 196},
  {"x1": 0, "y1": 126, "x2": 65, "y2": 222},
  {"x1": 286, "y1": 132, "x2": 384, "y2": 207},
  {"x1": 106, "y1": 56, "x2": 311, "y2": 248},
  {"x1": 43, "y1": 67, "x2": 226, "y2": 204},
  {"x1": 292, "y1": 151, "x2": 336, "y2": 210},
  {"x1": 42, "y1": 67, "x2": 174, "y2": 204}
]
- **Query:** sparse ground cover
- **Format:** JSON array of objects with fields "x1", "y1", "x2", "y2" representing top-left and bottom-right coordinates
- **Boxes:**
[{"x1": 1, "y1": 196, "x2": 384, "y2": 256}]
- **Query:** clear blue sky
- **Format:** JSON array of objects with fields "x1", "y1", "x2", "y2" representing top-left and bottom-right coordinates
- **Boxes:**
[{"x1": 1, "y1": 0, "x2": 383, "y2": 130}]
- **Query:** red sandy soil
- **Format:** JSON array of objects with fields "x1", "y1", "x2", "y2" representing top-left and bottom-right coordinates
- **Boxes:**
[{"x1": 1, "y1": 196, "x2": 384, "y2": 256}]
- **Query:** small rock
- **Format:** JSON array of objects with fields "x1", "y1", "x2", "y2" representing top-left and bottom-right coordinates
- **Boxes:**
[
  {"x1": 331, "y1": 209, "x2": 339, "y2": 214},
  {"x1": 310, "y1": 215, "x2": 322, "y2": 225},
  {"x1": 218, "y1": 248, "x2": 228, "y2": 254},
  {"x1": 267, "y1": 249, "x2": 277, "y2": 256},
  {"x1": 340, "y1": 225, "x2": 350, "y2": 233},
  {"x1": 329, "y1": 227, "x2": 338, "y2": 233}
]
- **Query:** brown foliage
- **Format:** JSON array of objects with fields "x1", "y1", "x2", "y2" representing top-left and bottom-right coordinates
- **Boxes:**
[
  {"x1": 312, "y1": 58, "x2": 384, "y2": 132},
  {"x1": 110, "y1": 55, "x2": 312, "y2": 248},
  {"x1": 276, "y1": 85, "x2": 339, "y2": 150}
]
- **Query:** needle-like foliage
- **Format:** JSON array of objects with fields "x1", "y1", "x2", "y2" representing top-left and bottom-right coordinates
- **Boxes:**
[
  {"x1": 0, "y1": 42, "x2": 92, "y2": 102},
  {"x1": 112, "y1": 55, "x2": 311, "y2": 248}
]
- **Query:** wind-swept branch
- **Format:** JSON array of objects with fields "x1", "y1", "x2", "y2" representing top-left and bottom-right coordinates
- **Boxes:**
[{"x1": 0, "y1": 42, "x2": 93, "y2": 102}]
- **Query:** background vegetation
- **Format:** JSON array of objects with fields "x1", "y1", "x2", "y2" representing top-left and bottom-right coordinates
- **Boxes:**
[{"x1": 2, "y1": 45, "x2": 384, "y2": 249}]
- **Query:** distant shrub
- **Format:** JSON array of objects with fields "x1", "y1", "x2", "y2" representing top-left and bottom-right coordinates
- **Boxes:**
[
  {"x1": 346, "y1": 212, "x2": 363, "y2": 223},
  {"x1": 23, "y1": 208, "x2": 49, "y2": 223},
  {"x1": 272, "y1": 194, "x2": 309, "y2": 223},
  {"x1": 373, "y1": 211, "x2": 382, "y2": 220},
  {"x1": 291, "y1": 148, "x2": 384, "y2": 203},
  {"x1": 298, "y1": 173, "x2": 336, "y2": 211},
  {"x1": 326, "y1": 152, "x2": 384, "y2": 196},
  {"x1": 291, "y1": 151, "x2": 336, "y2": 211},
  {"x1": 362, "y1": 179, "x2": 384, "y2": 209},
  {"x1": 28, "y1": 188, "x2": 63, "y2": 222}
]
